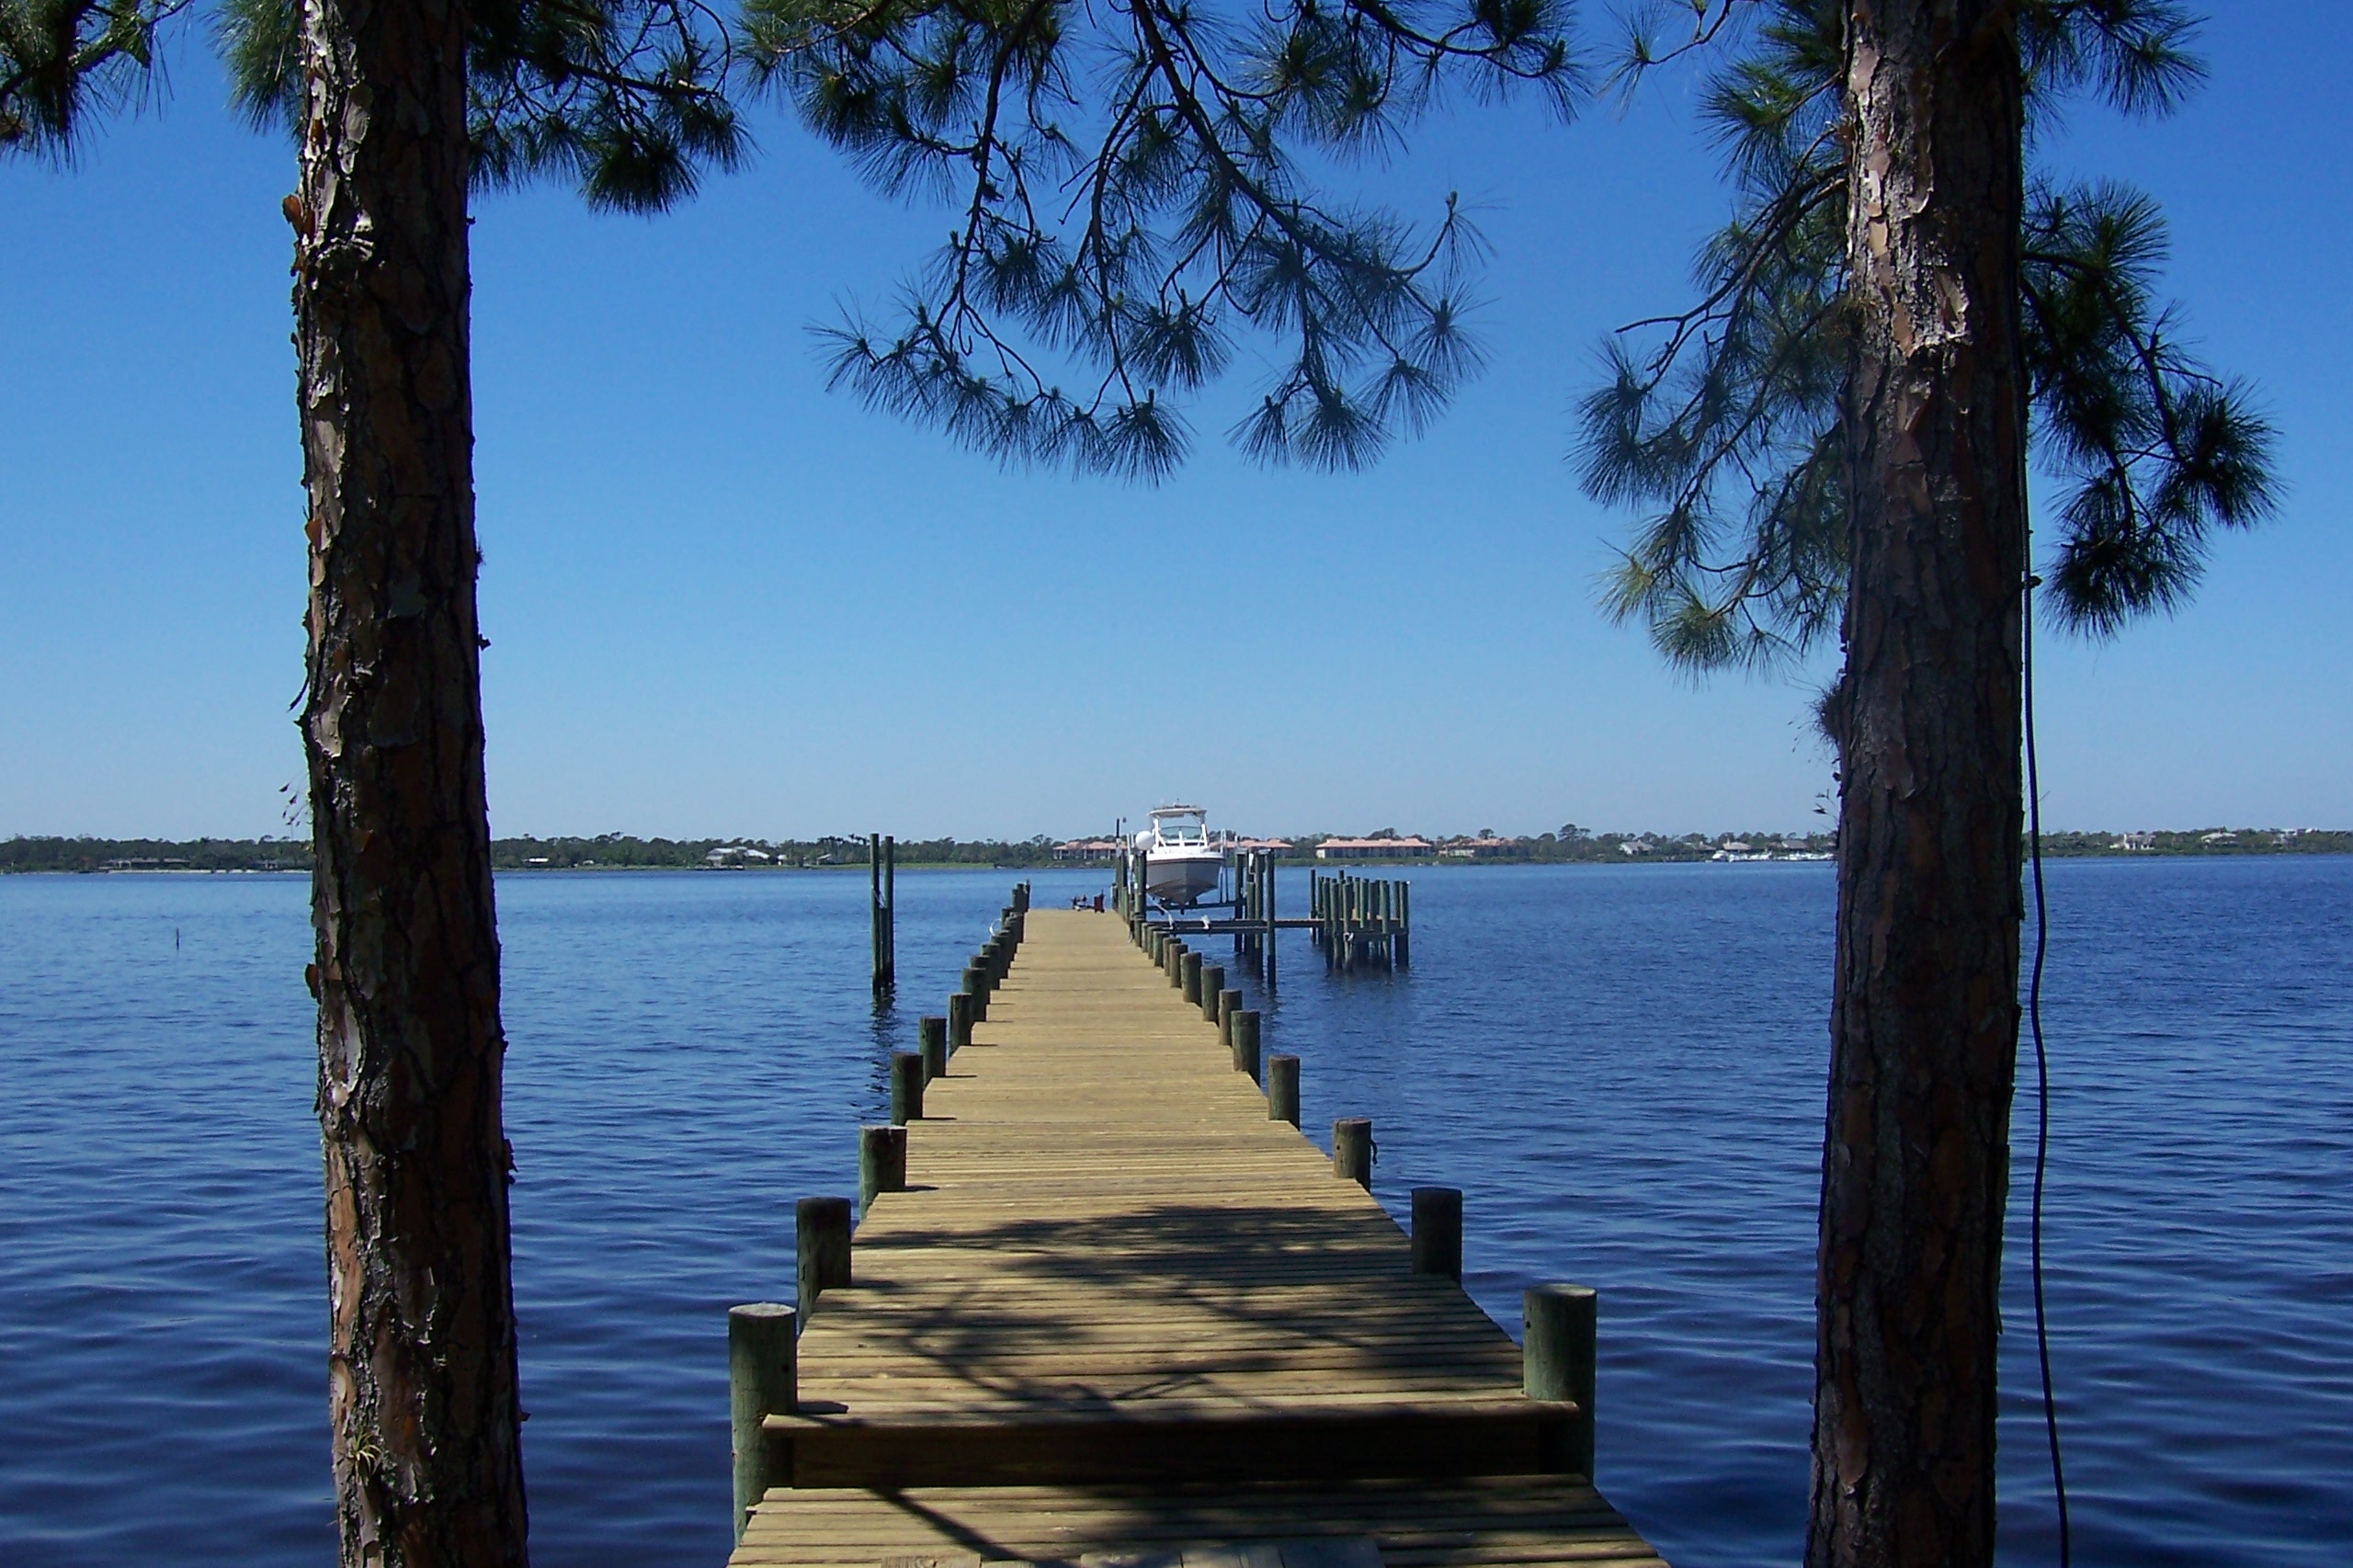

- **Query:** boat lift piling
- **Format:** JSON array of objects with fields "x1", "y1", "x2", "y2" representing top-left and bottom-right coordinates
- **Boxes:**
[
  {"x1": 1123, "y1": 846, "x2": 1411, "y2": 988},
  {"x1": 1309, "y1": 868, "x2": 1410, "y2": 971}
]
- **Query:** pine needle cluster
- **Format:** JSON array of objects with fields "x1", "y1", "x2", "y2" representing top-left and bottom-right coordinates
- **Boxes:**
[
  {"x1": 1578, "y1": 0, "x2": 2278, "y2": 670},
  {"x1": 743, "y1": 0, "x2": 1579, "y2": 476},
  {"x1": 3, "y1": 0, "x2": 193, "y2": 152},
  {"x1": 211, "y1": 0, "x2": 745, "y2": 210}
]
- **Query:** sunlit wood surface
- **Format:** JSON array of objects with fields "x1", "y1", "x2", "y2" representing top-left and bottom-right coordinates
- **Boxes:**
[{"x1": 733, "y1": 909, "x2": 1666, "y2": 1568}]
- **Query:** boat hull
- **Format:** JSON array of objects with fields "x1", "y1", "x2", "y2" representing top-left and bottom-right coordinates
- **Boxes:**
[{"x1": 1144, "y1": 850, "x2": 1223, "y2": 907}]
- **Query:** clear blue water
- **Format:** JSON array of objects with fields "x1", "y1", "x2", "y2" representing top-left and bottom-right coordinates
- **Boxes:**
[{"x1": 2, "y1": 859, "x2": 2347, "y2": 1566}]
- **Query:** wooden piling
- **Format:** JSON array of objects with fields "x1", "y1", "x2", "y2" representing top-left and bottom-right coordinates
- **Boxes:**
[
  {"x1": 870, "y1": 835, "x2": 896, "y2": 996},
  {"x1": 918, "y1": 1016, "x2": 948, "y2": 1083},
  {"x1": 948, "y1": 991, "x2": 972, "y2": 1053},
  {"x1": 728, "y1": 1301, "x2": 797, "y2": 1540},
  {"x1": 1524, "y1": 1283, "x2": 1597, "y2": 1478},
  {"x1": 1233, "y1": 1009, "x2": 1262, "y2": 1085},
  {"x1": 1199, "y1": 962, "x2": 1224, "y2": 1021},
  {"x1": 795, "y1": 1196, "x2": 852, "y2": 1323},
  {"x1": 890, "y1": 1051, "x2": 925, "y2": 1125},
  {"x1": 1267, "y1": 1052, "x2": 1300, "y2": 1126},
  {"x1": 1266, "y1": 858, "x2": 1278, "y2": 990},
  {"x1": 1182, "y1": 950, "x2": 1204, "y2": 1005},
  {"x1": 962, "y1": 963, "x2": 989, "y2": 1022},
  {"x1": 1333, "y1": 1117, "x2": 1374, "y2": 1189},
  {"x1": 1215, "y1": 988, "x2": 1241, "y2": 1052},
  {"x1": 1411, "y1": 1187, "x2": 1462, "y2": 1281},
  {"x1": 859, "y1": 1125, "x2": 907, "y2": 1212}
]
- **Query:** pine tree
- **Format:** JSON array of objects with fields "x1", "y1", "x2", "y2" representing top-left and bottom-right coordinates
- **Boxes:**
[
  {"x1": 8, "y1": 5, "x2": 741, "y2": 1564},
  {"x1": 1575, "y1": 5, "x2": 2274, "y2": 1564}
]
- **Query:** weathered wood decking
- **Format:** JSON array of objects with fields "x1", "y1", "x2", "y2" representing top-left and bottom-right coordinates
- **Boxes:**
[{"x1": 732, "y1": 909, "x2": 1665, "y2": 1568}]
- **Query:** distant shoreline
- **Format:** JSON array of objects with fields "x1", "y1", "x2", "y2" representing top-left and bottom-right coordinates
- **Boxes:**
[{"x1": 6, "y1": 829, "x2": 2347, "y2": 875}]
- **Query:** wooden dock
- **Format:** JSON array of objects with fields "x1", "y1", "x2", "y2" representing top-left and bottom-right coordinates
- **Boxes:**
[{"x1": 730, "y1": 908, "x2": 1666, "y2": 1568}]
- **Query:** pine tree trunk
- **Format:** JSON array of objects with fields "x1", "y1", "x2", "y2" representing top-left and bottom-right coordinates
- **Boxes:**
[
  {"x1": 1811, "y1": 3, "x2": 2026, "y2": 1565},
  {"x1": 290, "y1": 0, "x2": 530, "y2": 1560}
]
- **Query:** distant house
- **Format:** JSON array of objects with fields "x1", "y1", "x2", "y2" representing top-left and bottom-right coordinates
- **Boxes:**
[
  {"x1": 1053, "y1": 839, "x2": 1125, "y2": 861},
  {"x1": 2113, "y1": 832, "x2": 2156, "y2": 851},
  {"x1": 1315, "y1": 836, "x2": 1434, "y2": 860},
  {"x1": 1230, "y1": 837, "x2": 1294, "y2": 854},
  {"x1": 2200, "y1": 830, "x2": 2239, "y2": 845},
  {"x1": 1439, "y1": 836, "x2": 1520, "y2": 859}
]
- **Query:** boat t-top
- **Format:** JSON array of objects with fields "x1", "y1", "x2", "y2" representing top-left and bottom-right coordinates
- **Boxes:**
[{"x1": 1136, "y1": 804, "x2": 1223, "y2": 908}]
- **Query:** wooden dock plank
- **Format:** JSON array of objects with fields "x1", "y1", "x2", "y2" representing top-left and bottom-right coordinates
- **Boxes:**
[{"x1": 730, "y1": 909, "x2": 1664, "y2": 1567}]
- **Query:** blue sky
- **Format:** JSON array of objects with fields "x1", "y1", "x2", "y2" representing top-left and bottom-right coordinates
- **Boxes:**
[{"x1": 5, "y1": 4, "x2": 2347, "y2": 841}]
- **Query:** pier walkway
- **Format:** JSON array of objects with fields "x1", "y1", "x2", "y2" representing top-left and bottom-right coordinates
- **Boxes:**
[{"x1": 731, "y1": 909, "x2": 1666, "y2": 1568}]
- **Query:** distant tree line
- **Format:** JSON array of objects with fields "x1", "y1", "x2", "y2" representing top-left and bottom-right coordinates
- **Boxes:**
[
  {"x1": 0, "y1": 837, "x2": 316, "y2": 872},
  {"x1": 11, "y1": 828, "x2": 2344, "y2": 875},
  {"x1": 487, "y1": 835, "x2": 1069, "y2": 869}
]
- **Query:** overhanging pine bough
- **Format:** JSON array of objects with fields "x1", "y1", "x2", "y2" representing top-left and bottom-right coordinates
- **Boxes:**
[
  {"x1": 744, "y1": 0, "x2": 1582, "y2": 475},
  {"x1": 1578, "y1": 0, "x2": 2274, "y2": 670}
]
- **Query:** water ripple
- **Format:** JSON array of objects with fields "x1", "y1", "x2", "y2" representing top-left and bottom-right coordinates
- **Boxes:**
[{"x1": 2, "y1": 858, "x2": 2346, "y2": 1566}]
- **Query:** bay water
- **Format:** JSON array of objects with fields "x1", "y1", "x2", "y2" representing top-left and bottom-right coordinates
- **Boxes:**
[{"x1": 2, "y1": 858, "x2": 2347, "y2": 1565}]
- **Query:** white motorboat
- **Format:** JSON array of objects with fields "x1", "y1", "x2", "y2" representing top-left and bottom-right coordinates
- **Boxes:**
[{"x1": 1137, "y1": 805, "x2": 1224, "y2": 907}]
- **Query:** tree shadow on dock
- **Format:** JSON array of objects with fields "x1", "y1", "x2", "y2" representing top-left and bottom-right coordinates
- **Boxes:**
[{"x1": 811, "y1": 1199, "x2": 1516, "y2": 1414}]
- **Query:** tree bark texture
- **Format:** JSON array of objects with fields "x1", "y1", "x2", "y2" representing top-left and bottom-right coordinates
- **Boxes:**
[
  {"x1": 1813, "y1": 3, "x2": 2026, "y2": 1566},
  {"x1": 291, "y1": 0, "x2": 529, "y2": 1559}
]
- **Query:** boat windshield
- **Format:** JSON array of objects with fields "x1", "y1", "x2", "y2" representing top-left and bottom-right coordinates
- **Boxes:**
[{"x1": 1154, "y1": 812, "x2": 1208, "y2": 845}]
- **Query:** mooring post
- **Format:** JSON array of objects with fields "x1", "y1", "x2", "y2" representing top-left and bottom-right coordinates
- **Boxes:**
[
  {"x1": 1216, "y1": 988, "x2": 1241, "y2": 1051},
  {"x1": 1411, "y1": 1187, "x2": 1462, "y2": 1281},
  {"x1": 728, "y1": 1301, "x2": 797, "y2": 1541},
  {"x1": 869, "y1": 834, "x2": 888, "y2": 996},
  {"x1": 1234, "y1": 1009, "x2": 1262, "y2": 1085},
  {"x1": 1333, "y1": 1117, "x2": 1374, "y2": 1189},
  {"x1": 1396, "y1": 880, "x2": 1410, "y2": 967},
  {"x1": 1168, "y1": 941, "x2": 1188, "y2": 987},
  {"x1": 1182, "y1": 950, "x2": 1204, "y2": 1005},
  {"x1": 795, "y1": 1196, "x2": 852, "y2": 1323},
  {"x1": 890, "y1": 1051, "x2": 924, "y2": 1125},
  {"x1": 1525, "y1": 1283, "x2": 1598, "y2": 1478},
  {"x1": 948, "y1": 991, "x2": 972, "y2": 1053},
  {"x1": 961, "y1": 963, "x2": 988, "y2": 1022},
  {"x1": 1199, "y1": 962, "x2": 1224, "y2": 1021},
  {"x1": 918, "y1": 1016, "x2": 947, "y2": 1082},
  {"x1": 858, "y1": 1124, "x2": 907, "y2": 1213},
  {"x1": 1267, "y1": 1053, "x2": 1300, "y2": 1126}
]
